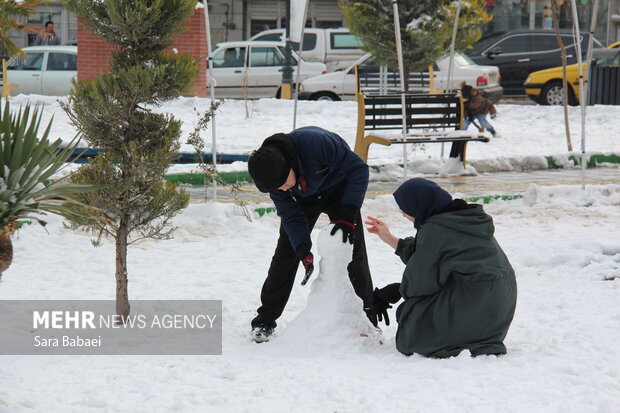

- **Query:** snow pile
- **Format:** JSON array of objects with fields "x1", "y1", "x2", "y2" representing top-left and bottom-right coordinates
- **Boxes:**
[
  {"x1": 273, "y1": 224, "x2": 382, "y2": 353},
  {"x1": 522, "y1": 183, "x2": 620, "y2": 208}
]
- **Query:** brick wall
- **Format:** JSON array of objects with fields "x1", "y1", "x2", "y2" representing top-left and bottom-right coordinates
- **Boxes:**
[{"x1": 77, "y1": 8, "x2": 207, "y2": 97}]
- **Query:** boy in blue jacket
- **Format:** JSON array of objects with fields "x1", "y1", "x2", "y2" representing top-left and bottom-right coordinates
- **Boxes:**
[{"x1": 248, "y1": 126, "x2": 376, "y2": 342}]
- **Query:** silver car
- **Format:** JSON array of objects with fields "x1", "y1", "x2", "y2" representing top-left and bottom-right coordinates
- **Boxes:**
[
  {"x1": 1, "y1": 46, "x2": 77, "y2": 96},
  {"x1": 298, "y1": 53, "x2": 503, "y2": 102},
  {"x1": 208, "y1": 41, "x2": 326, "y2": 99}
]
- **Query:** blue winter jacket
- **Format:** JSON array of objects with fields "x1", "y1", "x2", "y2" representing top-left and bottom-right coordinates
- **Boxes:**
[{"x1": 269, "y1": 126, "x2": 369, "y2": 251}]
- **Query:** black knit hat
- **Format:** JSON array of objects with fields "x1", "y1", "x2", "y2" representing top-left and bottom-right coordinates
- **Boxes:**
[
  {"x1": 248, "y1": 146, "x2": 291, "y2": 193},
  {"x1": 461, "y1": 85, "x2": 472, "y2": 100}
]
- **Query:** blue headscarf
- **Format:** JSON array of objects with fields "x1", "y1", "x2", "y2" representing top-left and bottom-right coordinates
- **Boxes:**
[{"x1": 393, "y1": 178, "x2": 453, "y2": 229}]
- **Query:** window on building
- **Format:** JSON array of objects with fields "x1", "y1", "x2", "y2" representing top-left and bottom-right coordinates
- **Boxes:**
[
  {"x1": 47, "y1": 53, "x2": 77, "y2": 71},
  {"x1": 250, "y1": 47, "x2": 284, "y2": 67},
  {"x1": 251, "y1": 20, "x2": 278, "y2": 36},
  {"x1": 316, "y1": 20, "x2": 342, "y2": 28}
]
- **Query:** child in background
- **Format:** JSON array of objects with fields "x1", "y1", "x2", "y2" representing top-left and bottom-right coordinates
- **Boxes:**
[{"x1": 461, "y1": 83, "x2": 498, "y2": 137}]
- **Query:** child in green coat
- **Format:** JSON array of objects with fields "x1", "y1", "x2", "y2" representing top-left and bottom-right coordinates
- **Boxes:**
[{"x1": 365, "y1": 178, "x2": 517, "y2": 358}]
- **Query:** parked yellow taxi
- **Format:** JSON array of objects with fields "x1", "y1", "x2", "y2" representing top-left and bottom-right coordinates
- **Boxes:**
[{"x1": 524, "y1": 47, "x2": 620, "y2": 105}]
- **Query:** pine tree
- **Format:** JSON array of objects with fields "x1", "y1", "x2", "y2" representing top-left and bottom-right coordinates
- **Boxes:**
[
  {"x1": 339, "y1": 0, "x2": 490, "y2": 86},
  {"x1": 61, "y1": 0, "x2": 199, "y2": 321}
]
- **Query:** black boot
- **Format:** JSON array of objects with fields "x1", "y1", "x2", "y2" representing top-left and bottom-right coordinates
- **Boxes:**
[{"x1": 251, "y1": 318, "x2": 276, "y2": 343}]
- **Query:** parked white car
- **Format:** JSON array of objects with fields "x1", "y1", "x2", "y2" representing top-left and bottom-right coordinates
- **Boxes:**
[
  {"x1": 0, "y1": 46, "x2": 77, "y2": 96},
  {"x1": 208, "y1": 41, "x2": 326, "y2": 99},
  {"x1": 250, "y1": 28, "x2": 366, "y2": 72},
  {"x1": 298, "y1": 53, "x2": 503, "y2": 102}
]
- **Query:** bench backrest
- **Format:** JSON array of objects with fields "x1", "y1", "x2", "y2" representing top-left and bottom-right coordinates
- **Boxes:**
[
  {"x1": 358, "y1": 69, "x2": 433, "y2": 95},
  {"x1": 358, "y1": 93, "x2": 463, "y2": 133}
]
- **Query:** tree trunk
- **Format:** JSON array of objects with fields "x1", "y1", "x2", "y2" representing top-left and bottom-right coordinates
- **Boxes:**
[
  {"x1": 550, "y1": 0, "x2": 572, "y2": 152},
  {"x1": 0, "y1": 231, "x2": 13, "y2": 277},
  {"x1": 115, "y1": 217, "x2": 130, "y2": 324}
]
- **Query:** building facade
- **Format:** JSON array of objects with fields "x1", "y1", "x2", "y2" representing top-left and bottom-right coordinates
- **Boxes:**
[
  {"x1": 3, "y1": 1, "x2": 77, "y2": 51},
  {"x1": 205, "y1": 0, "x2": 620, "y2": 46},
  {"x1": 3, "y1": 0, "x2": 619, "y2": 58},
  {"x1": 485, "y1": 0, "x2": 620, "y2": 46},
  {"x1": 204, "y1": 0, "x2": 345, "y2": 44}
]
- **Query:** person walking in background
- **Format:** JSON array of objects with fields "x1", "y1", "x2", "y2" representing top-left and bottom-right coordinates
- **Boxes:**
[
  {"x1": 247, "y1": 126, "x2": 378, "y2": 343},
  {"x1": 461, "y1": 82, "x2": 498, "y2": 137},
  {"x1": 365, "y1": 178, "x2": 517, "y2": 358},
  {"x1": 34, "y1": 21, "x2": 61, "y2": 46}
]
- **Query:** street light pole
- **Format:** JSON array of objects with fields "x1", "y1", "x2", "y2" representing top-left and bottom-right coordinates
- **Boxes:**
[{"x1": 281, "y1": 0, "x2": 293, "y2": 99}]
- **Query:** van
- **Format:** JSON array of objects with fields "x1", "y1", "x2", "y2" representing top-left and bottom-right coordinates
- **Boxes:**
[{"x1": 249, "y1": 28, "x2": 366, "y2": 72}]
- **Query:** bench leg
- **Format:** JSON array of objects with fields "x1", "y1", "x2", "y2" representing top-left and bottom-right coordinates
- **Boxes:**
[{"x1": 449, "y1": 141, "x2": 469, "y2": 169}]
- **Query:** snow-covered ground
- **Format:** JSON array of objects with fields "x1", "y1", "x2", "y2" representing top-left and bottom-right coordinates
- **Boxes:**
[
  {"x1": 7, "y1": 94, "x2": 620, "y2": 174},
  {"x1": 1, "y1": 96, "x2": 619, "y2": 412}
]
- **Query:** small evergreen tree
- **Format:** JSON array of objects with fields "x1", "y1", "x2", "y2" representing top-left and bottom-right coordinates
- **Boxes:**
[
  {"x1": 61, "y1": 0, "x2": 198, "y2": 321},
  {"x1": 339, "y1": 0, "x2": 490, "y2": 86}
]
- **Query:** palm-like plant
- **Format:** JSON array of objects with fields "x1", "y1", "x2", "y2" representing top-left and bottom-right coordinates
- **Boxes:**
[
  {"x1": 0, "y1": 0, "x2": 50, "y2": 58},
  {"x1": 0, "y1": 102, "x2": 91, "y2": 275}
]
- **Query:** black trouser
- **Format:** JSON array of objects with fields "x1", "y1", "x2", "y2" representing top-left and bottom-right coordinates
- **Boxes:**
[{"x1": 251, "y1": 192, "x2": 374, "y2": 328}]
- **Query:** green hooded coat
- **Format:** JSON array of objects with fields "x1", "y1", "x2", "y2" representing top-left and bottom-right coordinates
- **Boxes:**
[{"x1": 394, "y1": 205, "x2": 517, "y2": 358}]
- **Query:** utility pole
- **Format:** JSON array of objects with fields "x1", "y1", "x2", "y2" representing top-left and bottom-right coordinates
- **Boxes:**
[{"x1": 281, "y1": 0, "x2": 293, "y2": 99}]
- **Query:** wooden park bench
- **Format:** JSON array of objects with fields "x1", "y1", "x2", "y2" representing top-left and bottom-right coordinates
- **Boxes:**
[
  {"x1": 353, "y1": 92, "x2": 490, "y2": 168},
  {"x1": 352, "y1": 60, "x2": 490, "y2": 168}
]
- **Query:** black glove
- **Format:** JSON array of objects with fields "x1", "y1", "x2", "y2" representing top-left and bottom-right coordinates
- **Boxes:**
[
  {"x1": 490, "y1": 113, "x2": 497, "y2": 119},
  {"x1": 372, "y1": 289, "x2": 392, "y2": 326},
  {"x1": 364, "y1": 306, "x2": 378, "y2": 328},
  {"x1": 372, "y1": 283, "x2": 402, "y2": 327},
  {"x1": 297, "y1": 245, "x2": 314, "y2": 286},
  {"x1": 330, "y1": 205, "x2": 358, "y2": 244}
]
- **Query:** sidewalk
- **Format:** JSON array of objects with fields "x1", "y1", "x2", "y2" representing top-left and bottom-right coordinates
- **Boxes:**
[{"x1": 184, "y1": 166, "x2": 620, "y2": 205}]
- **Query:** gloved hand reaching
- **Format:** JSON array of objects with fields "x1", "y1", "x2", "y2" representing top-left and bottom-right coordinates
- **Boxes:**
[
  {"x1": 330, "y1": 205, "x2": 358, "y2": 244},
  {"x1": 372, "y1": 283, "x2": 402, "y2": 326},
  {"x1": 372, "y1": 288, "x2": 393, "y2": 326},
  {"x1": 364, "y1": 306, "x2": 378, "y2": 327},
  {"x1": 297, "y1": 245, "x2": 314, "y2": 286}
]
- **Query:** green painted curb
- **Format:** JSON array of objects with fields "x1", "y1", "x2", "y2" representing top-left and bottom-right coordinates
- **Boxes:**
[
  {"x1": 165, "y1": 154, "x2": 620, "y2": 186},
  {"x1": 164, "y1": 171, "x2": 252, "y2": 185},
  {"x1": 255, "y1": 207, "x2": 277, "y2": 217},
  {"x1": 546, "y1": 154, "x2": 620, "y2": 169},
  {"x1": 467, "y1": 194, "x2": 523, "y2": 204},
  {"x1": 253, "y1": 194, "x2": 522, "y2": 217}
]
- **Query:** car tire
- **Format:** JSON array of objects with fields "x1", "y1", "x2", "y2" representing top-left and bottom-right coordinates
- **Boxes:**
[
  {"x1": 541, "y1": 81, "x2": 577, "y2": 106},
  {"x1": 311, "y1": 92, "x2": 340, "y2": 101}
]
